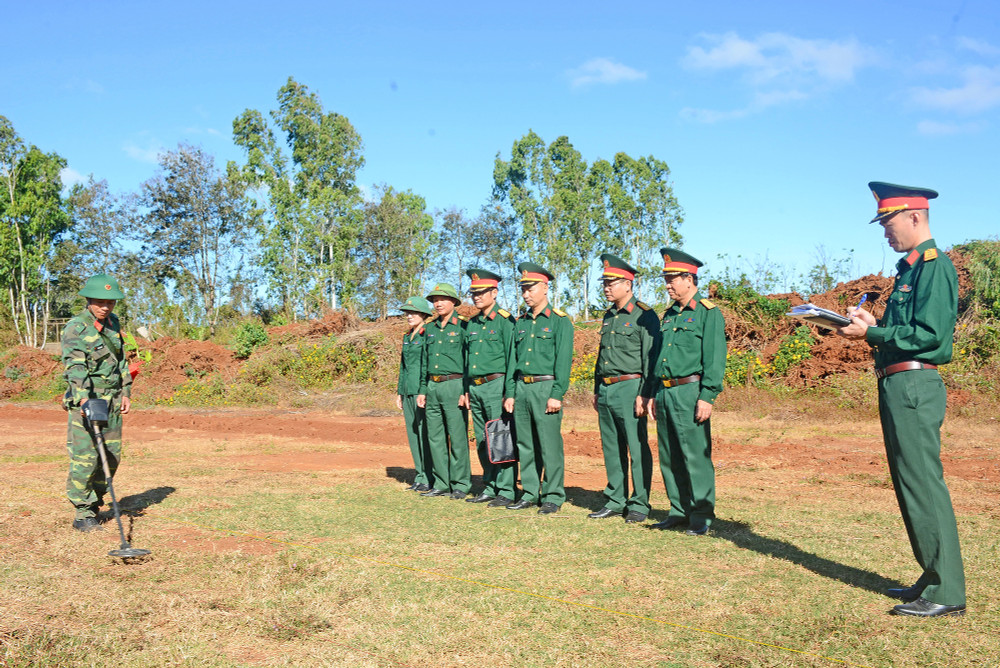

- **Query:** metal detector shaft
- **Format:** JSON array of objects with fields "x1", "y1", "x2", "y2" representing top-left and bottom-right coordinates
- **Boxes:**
[{"x1": 90, "y1": 422, "x2": 131, "y2": 550}]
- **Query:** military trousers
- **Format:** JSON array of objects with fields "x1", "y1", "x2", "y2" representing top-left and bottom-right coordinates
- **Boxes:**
[
  {"x1": 879, "y1": 369, "x2": 966, "y2": 605},
  {"x1": 469, "y1": 376, "x2": 516, "y2": 500},
  {"x1": 401, "y1": 394, "x2": 431, "y2": 487},
  {"x1": 596, "y1": 378, "x2": 652, "y2": 514},
  {"x1": 424, "y1": 377, "x2": 471, "y2": 493},
  {"x1": 66, "y1": 403, "x2": 122, "y2": 520},
  {"x1": 654, "y1": 382, "x2": 715, "y2": 526},
  {"x1": 513, "y1": 379, "x2": 565, "y2": 506}
]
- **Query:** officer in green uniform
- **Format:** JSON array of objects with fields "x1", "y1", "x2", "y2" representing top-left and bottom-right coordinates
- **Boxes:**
[
  {"x1": 837, "y1": 182, "x2": 966, "y2": 617},
  {"x1": 397, "y1": 296, "x2": 434, "y2": 492},
  {"x1": 61, "y1": 274, "x2": 133, "y2": 532},
  {"x1": 417, "y1": 283, "x2": 472, "y2": 499},
  {"x1": 588, "y1": 254, "x2": 660, "y2": 524},
  {"x1": 502, "y1": 262, "x2": 574, "y2": 514},
  {"x1": 462, "y1": 269, "x2": 518, "y2": 507},
  {"x1": 646, "y1": 249, "x2": 726, "y2": 536}
]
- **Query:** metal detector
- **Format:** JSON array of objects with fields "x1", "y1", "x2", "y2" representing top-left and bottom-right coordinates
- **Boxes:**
[{"x1": 83, "y1": 398, "x2": 151, "y2": 560}]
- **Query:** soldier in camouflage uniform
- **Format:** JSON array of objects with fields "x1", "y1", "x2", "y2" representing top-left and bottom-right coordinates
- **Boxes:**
[{"x1": 61, "y1": 274, "x2": 133, "y2": 532}]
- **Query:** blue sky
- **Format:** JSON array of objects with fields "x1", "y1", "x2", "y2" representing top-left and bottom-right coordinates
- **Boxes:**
[{"x1": 4, "y1": 0, "x2": 999, "y2": 291}]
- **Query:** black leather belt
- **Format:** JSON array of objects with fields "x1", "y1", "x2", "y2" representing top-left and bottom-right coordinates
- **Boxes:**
[
  {"x1": 519, "y1": 374, "x2": 555, "y2": 383},
  {"x1": 661, "y1": 374, "x2": 700, "y2": 388},
  {"x1": 430, "y1": 373, "x2": 463, "y2": 382},
  {"x1": 875, "y1": 361, "x2": 937, "y2": 379},
  {"x1": 601, "y1": 373, "x2": 641, "y2": 385},
  {"x1": 471, "y1": 373, "x2": 504, "y2": 386}
]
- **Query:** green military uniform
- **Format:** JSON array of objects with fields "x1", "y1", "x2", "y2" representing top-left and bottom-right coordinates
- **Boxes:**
[
  {"x1": 61, "y1": 275, "x2": 132, "y2": 524},
  {"x1": 505, "y1": 263, "x2": 574, "y2": 508},
  {"x1": 419, "y1": 284, "x2": 472, "y2": 495},
  {"x1": 866, "y1": 182, "x2": 965, "y2": 608},
  {"x1": 653, "y1": 249, "x2": 726, "y2": 530},
  {"x1": 464, "y1": 269, "x2": 517, "y2": 502},
  {"x1": 592, "y1": 254, "x2": 660, "y2": 518},
  {"x1": 398, "y1": 296, "x2": 434, "y2": 490}
]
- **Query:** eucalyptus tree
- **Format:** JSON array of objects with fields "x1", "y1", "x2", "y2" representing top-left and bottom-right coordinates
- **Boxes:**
[
  {"x1": 0, "y1": 115, "x2": 70, "y2": 347},
  {"x1": 232, "y1": 77, "x2": 364, "y2": 318}
]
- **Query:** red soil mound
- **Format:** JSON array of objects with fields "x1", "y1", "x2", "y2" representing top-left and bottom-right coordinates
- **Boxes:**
[
  {"x1": 0, "y1": 346, "x2": 61, "y2": 399},
  {"x1": 134, "y1": 337, "x2": 239, "y2": 401}
]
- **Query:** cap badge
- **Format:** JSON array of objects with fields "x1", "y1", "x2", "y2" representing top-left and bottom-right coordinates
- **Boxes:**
[
  {"x1": 470, "y1": 273, "x2": 479, "y2": 281},
  {"x1": 104, "y1": 284, "x2": 111, "y2": 290},
  {"x1": 603, "y1": 259, "x2": 610, "y2": 269},
  {"x1": 662, "y1": 254, "x2": 671, "y2": 263}
]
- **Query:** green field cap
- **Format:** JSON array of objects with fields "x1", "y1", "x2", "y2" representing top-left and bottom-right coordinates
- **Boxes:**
[
  {"x1": 401, "y1": 296, "x2": 434, "y2": 315},
  {"x1": 426, "y1": 283, "x2": 461, "y2": 303},
  {"x1": 79, "y1": 274, "x2": 125, "y2": 300}
]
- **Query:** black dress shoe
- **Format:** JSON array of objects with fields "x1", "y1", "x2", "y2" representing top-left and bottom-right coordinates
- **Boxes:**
[
  {"x1": 624, "y1": 512, "x2": 647, "y2": 524},
  {"x1": 538, "y1": 503, "x2": 560, "y2": 515},
  {"x1": 72, "y1": 517, "x2": 103, "y2": 532},
  {"x1": 887, "y1": 586, "x2": 923, "y2": 602},
  {"x1": 449, "y1": 490, "x2": 469, "y2": 500},
  {"x1": 487, "y1": 496, "x2": 513, "y2": 508},
  {"x1": 405, "y1": 483, "x2": 419, "y2": 491},
  {"x1": 587, "y1": 507, "x2": 621, "y2": 519},
  {"x1": 506, "y1": 499, "x2": 534, "y2": 510},
  {"x1": 650, "y1": 517, "x2": 687, "y2": 530},
  {"x1": 465, "y1": 493, "x2": 494, "y2": 503},
  {"x1": 891, "y1": 597, "x2": 966, "y2": 617},
  {"x1": 421, "y1": 488, "x2": 448, "y2": 497},
  {"x1": 686, "y1": 523, "x2": 710, "y2": 536},
  {"x1": 413, "y1": 483, "x2": 431, "y2": 492}
]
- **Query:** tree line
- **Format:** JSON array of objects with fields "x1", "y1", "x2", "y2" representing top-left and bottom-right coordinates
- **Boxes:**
[{"x1": 1, "y1": 77, "x2": 685, "y2": 347}]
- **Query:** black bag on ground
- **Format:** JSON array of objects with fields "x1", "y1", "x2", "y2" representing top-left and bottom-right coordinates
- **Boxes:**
[{"x1": 485, "y1": 415, "x2": 516, "y2": 464}]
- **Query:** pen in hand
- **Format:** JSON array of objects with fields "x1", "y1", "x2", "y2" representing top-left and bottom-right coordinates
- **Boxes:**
[{"x1": 850, "y1": 293, "x2": 867, "y2": 316}]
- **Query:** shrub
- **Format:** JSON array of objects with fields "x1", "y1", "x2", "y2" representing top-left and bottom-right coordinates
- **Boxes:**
[
  {"x1": 570, "y1": 351, "x2": 596, "y2": 389},
  {"x1": 725, "y1": 350, "x2": 769, "y2": 387},
  {"x1": 233, "y1": 321, "x2": 269, "y2": 359},
  {"x1": 771, "y1": 326, "x2": 815, "y2": 376}
]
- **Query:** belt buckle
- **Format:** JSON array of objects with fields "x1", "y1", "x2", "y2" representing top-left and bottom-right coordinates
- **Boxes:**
[
  {"x1": 602, "y1": 377, "x2": 612, "y2": 385},
  {"x1": 432, "y1": 375, "x2": 441, "y2": 382},
  {"x1": 524, "y1": 375, "x2": 533, "y2": 384},
  {"x1": 662, "y1": 378, "x2": 673, "y2": 388},
  {"x1": 474, "y1": 377, "x2": 484, "y2": 386}
]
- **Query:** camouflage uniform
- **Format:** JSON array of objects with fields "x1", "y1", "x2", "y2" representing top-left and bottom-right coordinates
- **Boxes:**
[{"x1": 62, "y1": 309, "x2": 132, "y2": 520}]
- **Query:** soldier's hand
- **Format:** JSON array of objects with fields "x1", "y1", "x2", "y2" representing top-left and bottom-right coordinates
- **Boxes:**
[
  {"x1": 836, "y1": 316, "x2": 869, "y2": 340},
  {"x1": 592, "y1": 394, "x2": 598, "y2": 412},
  {"x1": 634, "y1": 396, "x2": 646, "y2": 417},
  {"x1": 503, "y1": 397, "x2": 514, "y2": 413},
  {"x1": 545, "y1": 398, "x2": 562, "y2": 414},
  {"x1": 120, "y1": 396, "x2": 131, "y2": 415},
  {"x1": 395, "y1": 394, "x2": 403, "y2": 410},
  {"x1": 646, "y1": 397, "x2": 657, "y2": 421},
  {"x1": 848, "y1": 306, "x2": 877, "y2": 326},
  {"x1": 695, "y1": 399, "x2": 712, "y2": 423},
  {"x1": 416, "y1": 394, "x2": 426, "y2": 408},
  {"x1": 458, "y1": 393, "x2": 469, "y2": 408}
]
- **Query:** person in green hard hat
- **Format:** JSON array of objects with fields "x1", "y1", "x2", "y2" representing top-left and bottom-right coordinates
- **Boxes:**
[
  {"x1": 502, "y1": 262, "x2": 574, "y2": 515},
  {"x1": 61, "y1": 274, "x2": 133, "y2": 532},
  {"x1": 588, "y1": 254, "x2": 660, "y2": 524},
  {"x1": 836, "y1": 182, "x2": 966, "y2": 618},
  {"x1": 416, "y1": 283, "x2": 472, "y2": 499},
  {"x1": 396, "y1": 296, "x2": 434, "y2": 492},
  {"x1": 646, "y1": 249, "x2": 726, "y2": 536},
  {"x1": 461, "y1": 269, "x2": 519, "y2": 507}
]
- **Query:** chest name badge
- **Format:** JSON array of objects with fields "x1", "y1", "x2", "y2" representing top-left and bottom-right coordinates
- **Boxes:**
[{"x1": 899, "y1": 285, "x2": 912, "y2": 293}]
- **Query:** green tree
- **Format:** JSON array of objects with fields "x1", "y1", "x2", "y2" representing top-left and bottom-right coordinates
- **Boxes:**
[
  {"x1": 803, "y1": 245, "x2": 854, "y2": 296},
  {"x1": 435, "y1": 207, "x2": 475, "y2": 291},
  {"x1": 0, "y1": 115, "x2": 70, "y2": 347},
  {"x1": 353, "y1": 185, "x2": 435, "y2": 319},
  {"x1": 232, "y1": 77, "x2": 364, "y2": 318},
  {"x1": 137, "y1": 143, "x2": 255, "y2": 336},
  {"x1": 468, "y1": 197, "x2": 522, "y2": 309}
]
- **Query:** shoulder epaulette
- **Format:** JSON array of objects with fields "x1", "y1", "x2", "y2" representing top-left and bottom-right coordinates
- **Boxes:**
[
  {"x1": 700, "y1": 298, "x2": 717, "y2": 309},
  {"x1": 497, "y1": 308, "x2": 511, "y2": 319},
  {"x1": 923, "y1": 248, "x2": 938, "y2": 261},
  {"x1": 552, "y1": 308, "x2": 567, "y2": 317},
  {"x1": 636, "y1": 301, "x2": 652, "y2": 311}
]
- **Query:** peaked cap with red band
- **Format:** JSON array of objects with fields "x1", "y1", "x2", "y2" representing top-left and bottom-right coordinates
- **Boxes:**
[
  {"x1": 517, "y1": 261, "x2": 554, "y2": 285},
  {"x1": 599, "y1": 253, "x2": 637, "y2": 281},
  {"x1": 660, "y1": 247, "x2": 703, "y2": 275},
  {"x1": 869, "y1": 181, "x2": 938, "y2": 224},
  {"x1": 466, "y1": 267, "x2": 501, "y2": 291}
]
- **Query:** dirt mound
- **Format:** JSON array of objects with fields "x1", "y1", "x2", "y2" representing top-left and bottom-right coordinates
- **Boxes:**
[
  {"x1": 0, "y1": 346, "x2": 61, "y2": 400},
  {"x1": 136, "y1": 337, "x2": 240, "y2": 401},
  {"x1": 268, "y1": 310, "x2": 361, "y2": 340}
]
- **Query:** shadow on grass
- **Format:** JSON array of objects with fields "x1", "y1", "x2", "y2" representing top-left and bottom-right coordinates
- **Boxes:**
[
  {"x1": 709, "y1": 518, "x2": 903, "y2": 594},
  {"x1": 117, "y1": 486, "x2": 176, "y2": 517}
]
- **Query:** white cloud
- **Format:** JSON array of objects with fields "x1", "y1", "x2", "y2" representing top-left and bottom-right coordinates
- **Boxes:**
[
  {"x1": 60, "y1": 166, "x2": 86, "y2": 188},
  {"x1": 680, "y1": 32, "x2": 874, "y2": 123},
  {"x1": 123, "y1": 141, "x2": 163, "y2": 164},
  {"x1": 568, "y1": 58, "x2": 647, "y2": 88},
  {"x1": 912, "y1": 65, "x2": 1000, "y2": 114},
  {"x1": 957, "y1": 36, "x2": 1000, "y2": 57},
  {"x1": 916, "y1": 119, "x2": 987, "y2": 135}
]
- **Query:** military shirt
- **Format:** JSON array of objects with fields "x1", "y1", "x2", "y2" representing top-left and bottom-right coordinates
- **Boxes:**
[
  {"x1": 867, "y1": 238, "x2": 957, "y2": 367},
  {"x1": 653, "y1": 291, "x2": 726, "y2": 404},
  {"x1": 593, "y1": 296, "x2": 661, "y2": 397},
  {"x1": 464, "y1": 303, "x2": 516, "y2": 385},
  {"x1": 505, "y1": 302, "x2": 574, "y2": 401},
  {"x1": 418, "y1": 313, "x2": 467, "y2": 393},
  {"x1": 61, "y1": 309, "x2": 132, "y2": 407},
  {"x1": 397, "y1": 325, "x2": 427, "y2": 396}
]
